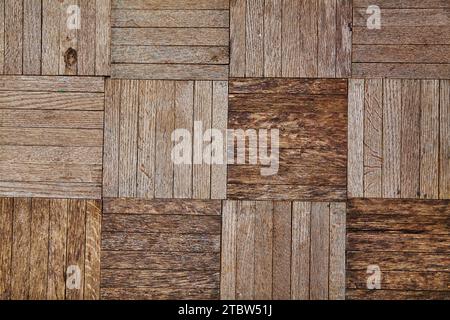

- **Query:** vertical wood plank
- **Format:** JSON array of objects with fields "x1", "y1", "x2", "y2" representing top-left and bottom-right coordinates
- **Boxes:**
[
  {"x1": 281, "y1": 0, "x2": 300, "y2": 77},
  {"x1": 0, "y1": 198, "x2": 13, "y2": 299},
  {"x1": 155, "y1": 80, "x2": 175, "y2": 198},
  {"x1": 420, "y1": 80, "x2": 439, "y2": 199},
  {"x1": 42, "y1": 0, "x2": 61, "y2": 75},
  {"x1": 47, "y1": 199, "x2": 67, "y2": 300},
  {"x1": 230, "y1": 0, "x2": 246, "y2": 77},
  {"x1": 84, "y1": 200, "x2": 101, "y2": 300},
  {"x1": 0, "y1": 0, "x2": 4, "y2": 74},
  {"x1": 364, "y1": 79, "x2": 383, "y2": 197},
  {"x1": 245, "y1": 0, "x2": 264, "y2": 77},
  {"x1": 211, "y1": 81, "x2": 228, "y2": 199},
  {"x1": 264, "y1": 0, "x2": 282, "y2": 77},
  {"x1": 401, "y1": 80, "x2": 421, "y2": 199},
  {"x1": 273, "y1": 201, "x2": 292, "y2": 300},
  {"x1": 60, "y1": 0, "x2": 78, "y2": 75},
  {"x1": 348, "y1": 79, "x2": 364, "y2": 198},
  {"x1": 440, "y1": 80, "x2": 450, "y2": 199},
  {"x1": 318, "y1": 0, "x2": 336, "y2": 77},
  {"x1": 103, "y1": 79, "x2": 120, "y2": 198},
  {"x1": 29, "y1": 199, "x2": 50, "y2": 300},
  {"x1": 4, "y1": 0, "x2": 23, "y2": 74},
  {"x1": 11, "y1": 198, "x2": 31, "y2": 300},
  {"x1": 291, "y1": 202, "x2": 310, "y2": 300},
  {"x1": 221, "y1": 201, "x2": 237, "y2": 300},
  {"x1": 236, "y1": 201, "x2": 255, "y2": 300},
  {"x1": 310, "y1": 202, "x2": 330, "y2": 300},
  {"x1": 119, "y1": 80, "x2": 139, "y2": 198},
  {"x1": 383, "y1": 79, "x2": 402, "y2": 198},
  {"x1": 137, "y1": 80, "x2": 157, "y2": 199},
  {"x1": 329, "y1": 202, "x2": 346, "y2": 300},
  {"x1": 173, "y1": 81, "x2": 193, "y2": 199},
  {"x1": 299, "y1": 0, "x2": 318, "y2": 77},
  {"x1": 335, "y1": 0, "x2": 352, "y2": 78},
  {"x1": 254, "y1": 201, "x2": 273, "y2": 300},
  {"x1": 23, "y1": 0, "x2": 41, "y2": 75},
  {"x1": 95, "y1": 0, "x2": 111, "y2": 75},
  {"x1": 193, "y1": 81, "x2": 212, "y2": 199},
  {"x1": 78, "y1": 0, "x2": 96, "y2": 75},
  {"x1": 65, "y1": 199, "x2": 86, "y2": 300}
]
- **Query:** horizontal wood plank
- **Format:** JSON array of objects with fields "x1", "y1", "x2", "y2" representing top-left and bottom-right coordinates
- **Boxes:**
[
  {"x1": 112, "y1": 64, "x2": 228, "y2": 80},
  {"x1": 112, "y1": 0, "x2": 230, "y2": 10},
  {"x1": 0, "y1": 77, "x2": 105, "y2": 92}
]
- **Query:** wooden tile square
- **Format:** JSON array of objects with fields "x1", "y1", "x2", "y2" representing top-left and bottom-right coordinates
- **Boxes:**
[
  {"x1": 230, "y1": 0, "x2": 352, "y2": 78},
  {"x1": 348, "y1": 79, "x2": 450, "y2": 199},
  {"x1": 0, "y1": 197, "x2": 101, "y2": 300},
  {"x1": 352, "y1": 1, "x2": 450, "y2": 78},
  {"x1": 0, "y1": 0, "x2": 110, "y2": 76},
  {"x1": 346, "y1": 199, "x2": 450, "y2": 300},
  {"x1": 101, "y1": 198, "x2": 221, "y2": 300},
  {"x1": 103, "y1": 79, "x2": 228, "y2": 200},
  {"x1": 0, "y1": 76, "x2": 105, "y2": 199},
  {"x1": 111, "y1": 0, "x2": 229, "y2": 80},
  {"x1": 228, "y1": 78, "x2": 348, "y2": 201},
  {"x1": 221, "y1": 200, "x2": 346, "y2": 300}
]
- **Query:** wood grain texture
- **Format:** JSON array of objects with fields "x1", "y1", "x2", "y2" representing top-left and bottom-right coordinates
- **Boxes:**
[
  {"x1": 222, "y1": 201, "x2": 346, "y2": 300},
  {"x1": 101, "y1": 198, "x2": 221, "y2": 300},
  {"x1": 231, "y1": 0, "x2": 351, "y2": 78},
  {"x1": 352, "y1": 5, "x2": 450, "y2": 78},
  {"x1": 0, "y1": 77, "x2": 104, "y2": 199},
  {"x1": 349, "y1": 79, "x2": 448, "y2": 199},
  {"x1": 347, "y1": 199, "x2": 450, "y2": 300},
  {"x1": 228, "y1": 78, "x2": 347, "y2": 201}
]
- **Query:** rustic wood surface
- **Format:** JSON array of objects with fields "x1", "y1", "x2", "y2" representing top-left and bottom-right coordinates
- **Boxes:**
[
  {"x1": 0, "y1": 197, "x2": 101, "y2": 300},
  {"x1": 346, "y1": 199, "x2": 450, "y2": 300},
  {"x1": 101, "y1": 198, "x2": 221, "y2": 300},
  {"x1": 221, "y1": 200, "x2": 347, "y2": 300}
]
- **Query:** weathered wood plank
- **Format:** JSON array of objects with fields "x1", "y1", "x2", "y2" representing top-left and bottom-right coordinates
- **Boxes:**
[
  {"x1": 348, "y1": 79, "x2": 364, "y2": 198},
  {"x1": 84, "y1": 200, "x2": 101, "y2": 300},
  {"x1": 245, "y1": 0, "x2": 264, "y2": 77},
  {"x1": 221, "y1": 201, "x2": 237, "y2": 300},
  {"x1": 383, "y1": 79, "x2": 402, "y2": 198},
  {"x1": 264, "y1": 0, "x2": 282, "y2": 77},
  {"x1": 42, "y1": 0, "x2": 60, "y2": 75},
  {"x1": 118, "y1": 80, "x2": 139, "y2": 197},
  {"x1": 336, "y1": 0, "x2": 352, "y2": 77},
  {"x1": 401, "y1": 80, "x2": 421, "y2": 198},
  {"x1": 291, "y1": 202, "x2": 310, "y2": 300},
  {"x1": 420, "y1": 80, "x2": 440, "y2": 199},
  {"x1": 0, "y1": 198, "x2": 13, "y2": 299},
  {"x1": 112, "y1": 0, "x2": 230, "y2": 10},
  {"x1": 102, "y1": 287, "x2": 219, "y2": 300},
  {"x1": 0, "y1": 182, "x2": 101, "y2": 200},
  {"x1": 173, "y1": 81, "x2": 193, "y2": 199},
  {"x1": 0, "y1": 0, "x2": 4, "y2": 74},
  {"x1": 95, "y1": 0, "x2": 111, "y2": 75},
  {"x1": 102, "y1": 232, "x2": 221, "y2": 252},
  {"x1": 318, "y1": 0, "x2": 336, "y2": 77},
  {"x1": 23, "y1": 0, "x2": 41, "y2": 75},
  {"x1": 281, "y1": 0, "x2": 301, "y2": 77},
  {"x1": 272, "y1": 201, "x2": 291, "y2": 300},
  {"x1": 353, "y1": 0, "x2": 450, "y2": 8},
  {"x1": 235, "y1": 201, "x2": 255, "y2": 300},
  {"x1": 29, "y1": 199, "x2": 49, "y2": 300},
  {"x1": 353, "y1": 63, "x2": 450, "y2": 79},
  {"x1": 329, "y1": 202, "x2": 346, "y2": 300},
  {"x1": 348, "y1": 199, "x2": 450, "y2": 216},
  {"x1": 112, "y1": 45, "x2": 229, "y2": 65},
  {"x1": 310, "y1": 202, "x2": 330, "y2": 300},
  {"x1": 137, "y1": 80, "x2": 157, "y2": 199},
  {"x1": 211, "y1": 81, "x2": 228, "y2": 199},
  {"x1": 154, "y1": 81, "x2": 175, "y2": 198},
  {"x1": 353, "y1": 27, "x2": 450, "y2": 45},
  {"x1": 230, "y1": 0, "x2": 246, "y2": 77},
  {"x1": 254, "y1": 201, "x2": 273, "y2": 299},
  {"x1": 103, "y1": 80, "x2": 120, "y2": 197},
  {"x1": 4, "y1": 0, "x2": 23, "y2": 74},
  {"x1": 112, "y1": 9, "x2": 229, "y2": 28},
  {"x1": 78, "y1": 0, "x2": 96, "y2": 75},
  {"x1": 299, "y1": 0, "x2": 318, "y2": 77},
  {"x1": 112, "y1": 64, "x2": 229, "y2": 81},
  {"x1": 103, "y1": 198, "x2": 222, "y2": 215},
  {"x1": 11, "y1": 198, "x2": 31, "y2": 299},
  {"x1": 363, "y1": 79, "x2": 382, "y2": 197},
  {"x1": 440, "y1": 80, "x2": 450, "y2": 199},
  {"x1": 354, "y1": 8, "x2": 450, "y2": 27},
  {"x1": 59, "y1": 0, "x2": 78, "y2": 75},
  {"x1": 47, "y1": 199, "x2": 67, "y2": 300},
  {"x1": 347, "y1": 289, "x2": 450, "y2": 300},
  {"x1": 353, "y1": 45, "x2": 450, "y2": 64},
  {"x1": 0, "y1": 76, "x2": 105, "y2": 92}
]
